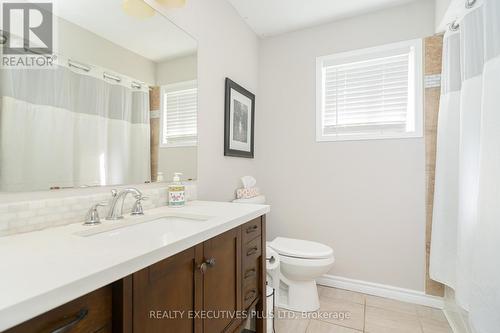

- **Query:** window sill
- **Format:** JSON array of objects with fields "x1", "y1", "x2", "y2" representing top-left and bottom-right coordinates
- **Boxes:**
[
  {"x1": 316, "y1": 132, "x2": 423, "y2": 142},
  {"x1": 160, "y1": 142, "x2": 198, "y2": 148}
]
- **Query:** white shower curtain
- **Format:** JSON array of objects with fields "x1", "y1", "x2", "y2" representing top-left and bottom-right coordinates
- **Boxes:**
[
  {"x1": 0, "y1": 62, "x2": 151, "y2": 192},
  {"x1": 430, "y1": 0, "x2": 500, "y2": 332}
]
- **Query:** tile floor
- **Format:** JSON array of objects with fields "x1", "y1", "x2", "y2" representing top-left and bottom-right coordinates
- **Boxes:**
[{"x1": 272, "y1": 286, "x2": 453, "y2": 333}]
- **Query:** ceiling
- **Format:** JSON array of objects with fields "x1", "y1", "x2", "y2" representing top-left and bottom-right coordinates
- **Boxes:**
[
  {"x1": 57, "y1": 0, "x2": 197, "y2": 62},
  {"x1": 227, "y1": 0, "x2": 416, "y2": 37}
]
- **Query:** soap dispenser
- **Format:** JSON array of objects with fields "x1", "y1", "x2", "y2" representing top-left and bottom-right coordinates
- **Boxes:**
[{"x1": 168, "y1": 172, "x2": 185, "y2": 207}]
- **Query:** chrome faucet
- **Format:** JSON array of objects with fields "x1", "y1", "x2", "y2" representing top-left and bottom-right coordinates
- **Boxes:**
[
  {"x1": 106, "y1": 188, "x2": 144, "y2": 220},
  {"x1": 83, "y1": 202, "x2": 107, "y2": 226}
]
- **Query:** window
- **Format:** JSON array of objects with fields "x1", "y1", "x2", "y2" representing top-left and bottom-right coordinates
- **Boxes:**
[
  {"x1": 316, "y1": 39, "x2": 423, "y2": 142},
  {"x1": 161, "y1": 81, "x2": 197, "y2": 147}
]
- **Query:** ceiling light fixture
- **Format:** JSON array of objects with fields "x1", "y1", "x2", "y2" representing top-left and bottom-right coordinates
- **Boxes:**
[
  {"x1": 155, "y1": 0, "x2": 186, "y2": 9},
  {"x1": 123, "y1": 0, "x2": 155, "y2": 19}
]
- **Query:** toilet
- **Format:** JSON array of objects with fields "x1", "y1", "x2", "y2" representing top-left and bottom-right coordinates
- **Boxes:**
[
  {"x1": 268, "y1": 237, "x2": 335, "y2": 312},
  {"x1": 232, "y1": 193, "x2": 334, "y2": 313}
]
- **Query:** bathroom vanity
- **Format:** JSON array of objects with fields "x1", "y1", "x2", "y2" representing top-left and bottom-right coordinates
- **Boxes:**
[{"x1": 0, "y1": 201, "x2": 269, "y2": 333}]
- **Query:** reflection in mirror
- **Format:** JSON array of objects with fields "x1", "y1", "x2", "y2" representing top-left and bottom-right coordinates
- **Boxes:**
[{"x1": 0, "y1": 0, "x2": 197, "y2": 192}]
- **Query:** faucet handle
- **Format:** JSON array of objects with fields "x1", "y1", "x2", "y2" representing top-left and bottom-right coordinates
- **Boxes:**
[
  {"x1": 84, "y1": 202, "x2": 107, "y2": 226},
  {"x1": 131, "y1": 196, "x2": 148, "y2": 216}
]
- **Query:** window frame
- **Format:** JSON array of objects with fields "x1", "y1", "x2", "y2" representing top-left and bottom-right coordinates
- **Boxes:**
[
  {"x1": 315, "y1": 39, "x2": 424, "y2": 142},
  {"x1": 160, "y1": 80, "x2": 198, "y2": 148}
]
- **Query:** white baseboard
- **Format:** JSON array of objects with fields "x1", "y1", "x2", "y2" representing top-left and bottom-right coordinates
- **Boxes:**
[{"x1": 317, "y1": 274, "x2": 444, "y2": 309}]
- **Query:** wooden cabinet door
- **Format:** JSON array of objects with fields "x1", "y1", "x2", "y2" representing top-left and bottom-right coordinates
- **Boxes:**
[
  {"x1": 132, "y1": 245, "x2": 203, "y2": 333},
  {"x1": 202, "y1": 228, "x2": 242, "y2": 333}
]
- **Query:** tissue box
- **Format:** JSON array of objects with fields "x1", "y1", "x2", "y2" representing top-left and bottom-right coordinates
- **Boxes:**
[{"x1": 236, "y1": 187, "x2": 260, "y2": 199}]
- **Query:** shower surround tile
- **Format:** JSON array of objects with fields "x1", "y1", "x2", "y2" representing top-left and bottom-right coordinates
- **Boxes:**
[
  {"x1": 424, "y1": 34, "x2": 445, "y2": 297},
  {"x1": 150, "y1": 86, "x2": 161, "y2": 182}
]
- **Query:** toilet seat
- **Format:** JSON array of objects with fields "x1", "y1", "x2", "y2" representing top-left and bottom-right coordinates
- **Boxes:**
[
  {"x1": 269, "y1": 237, "x2": 334, "y2": 259},
  {"x1": 278, "y1": 254, "x2": 335, "y2": 267}
]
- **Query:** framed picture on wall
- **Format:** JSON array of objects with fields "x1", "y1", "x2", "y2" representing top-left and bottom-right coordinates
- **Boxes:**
[{"x1": 224, "y1": 78, "x2": 255, "y2": 158}]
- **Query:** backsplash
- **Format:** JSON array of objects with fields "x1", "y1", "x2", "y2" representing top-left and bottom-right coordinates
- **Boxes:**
[{"x1": 0, "y1": 183, "x2": 197, "y2": 237}]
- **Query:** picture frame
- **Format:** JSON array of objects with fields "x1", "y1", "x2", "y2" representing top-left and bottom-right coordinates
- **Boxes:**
[{"x1": 224, "y1": 78, "x2": 255, "y2": 158}]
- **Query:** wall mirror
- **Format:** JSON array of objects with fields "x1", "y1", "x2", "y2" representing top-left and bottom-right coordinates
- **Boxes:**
[{"x1": 0, "y1": 0, "x2": 198, "y2": 192}]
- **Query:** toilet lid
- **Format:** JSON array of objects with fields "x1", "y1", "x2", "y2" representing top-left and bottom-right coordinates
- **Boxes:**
[{"x1": 269, "y1": 237, "x2": 333, "y2": 259}]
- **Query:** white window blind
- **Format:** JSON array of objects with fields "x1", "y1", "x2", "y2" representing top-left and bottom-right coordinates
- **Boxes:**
[
  {"x1": 316, "y1": 39, "x2": 423, "y2": 141},
  {"x1": 161, "y1": 82, "x2": 197, "y2": 147}
]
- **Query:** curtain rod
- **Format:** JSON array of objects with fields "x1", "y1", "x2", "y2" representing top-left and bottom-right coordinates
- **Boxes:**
[
  {"x1": 131, "y1": 81, "x2": 142, "y2": 89},
  {"x1": 103, "y1": 72, "x2": 122, "y2": 83},
  {"x1": 69, "y1": 60, "x2": 146, "y2": 90},
  {"x1": 68, "y1": 59, "x2": 91, "y2": 72}
]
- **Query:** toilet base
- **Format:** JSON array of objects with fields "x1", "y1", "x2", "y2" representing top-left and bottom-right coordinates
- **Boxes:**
[{"x1": 278, "y1": 278, "x2": 320, "y2": 312}]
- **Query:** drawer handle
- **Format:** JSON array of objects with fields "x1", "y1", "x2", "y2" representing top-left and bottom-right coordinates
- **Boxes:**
[
  {"x1": 246, "y1": 225, "x2": 258, "y2": 233},
  {"x1": 51, "y1": 308, "x2": 88, "y2": 333},
  {"x1": 244, "y1": 289, "x2": 257, "y2": 301},
  {"x1": 244, "y1": 268, "x2": 256, "y2": 278},
  {"x1": 246, "y1": 246, "x2": 259, "y2": 256}
]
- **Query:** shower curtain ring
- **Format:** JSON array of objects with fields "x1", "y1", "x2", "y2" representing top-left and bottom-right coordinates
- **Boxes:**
[
  {"x1": 450, "y1": 20, "x2": 460, "y2": 31},
  {"x1": 465, "y1": 0, "x2": 477, "y2": 9}
]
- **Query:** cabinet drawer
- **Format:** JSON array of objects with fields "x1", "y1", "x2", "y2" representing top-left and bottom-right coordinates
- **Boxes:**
[
  {"x1": 4, "y1": 286, "x2": 112, "y2": 333},
  {"x1": 242, "y1": 236, "x2": 261, "y2": 268},
  {"x1": 242, "y1": 218, "x2": 262, "y2": 243}
]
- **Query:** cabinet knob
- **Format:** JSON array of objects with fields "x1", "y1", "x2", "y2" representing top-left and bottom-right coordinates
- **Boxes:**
[
  {"x1": 198, "y1": 258, "x2": 215, "y2": 274},
  {"x1": 205, "y1": 258, "x2": 216, "y2": 267}
]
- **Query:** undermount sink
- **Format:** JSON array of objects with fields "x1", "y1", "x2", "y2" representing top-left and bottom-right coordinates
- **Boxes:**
[{"x1": 74, "y1": 213, "x2": 211, "y2": 240}]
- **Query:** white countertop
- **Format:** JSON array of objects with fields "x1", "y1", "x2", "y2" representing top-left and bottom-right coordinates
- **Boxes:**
[{"x1": 0, "y1": 201, "x2": 270, "y2": 331}]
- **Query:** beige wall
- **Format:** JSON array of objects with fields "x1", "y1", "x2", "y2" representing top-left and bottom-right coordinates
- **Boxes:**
[
  {"x1": 57, "y1": 17, "x2": 156, "y2": 84},
  {"x1": 147, "y1": 0, "x2": 437, "y2": 291},
  {"x1": 156, "y1": 54, "x2": 197, "y2": 85},
  {"x1": 256, "y1": 0, "x2": 435, "y2": 291},
  {"x1": 146, "y1": 0, "x2": 259, "y2": 201},
  {"x1": 435, "y1": 0, "x2": 453, "y2": 31}
]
